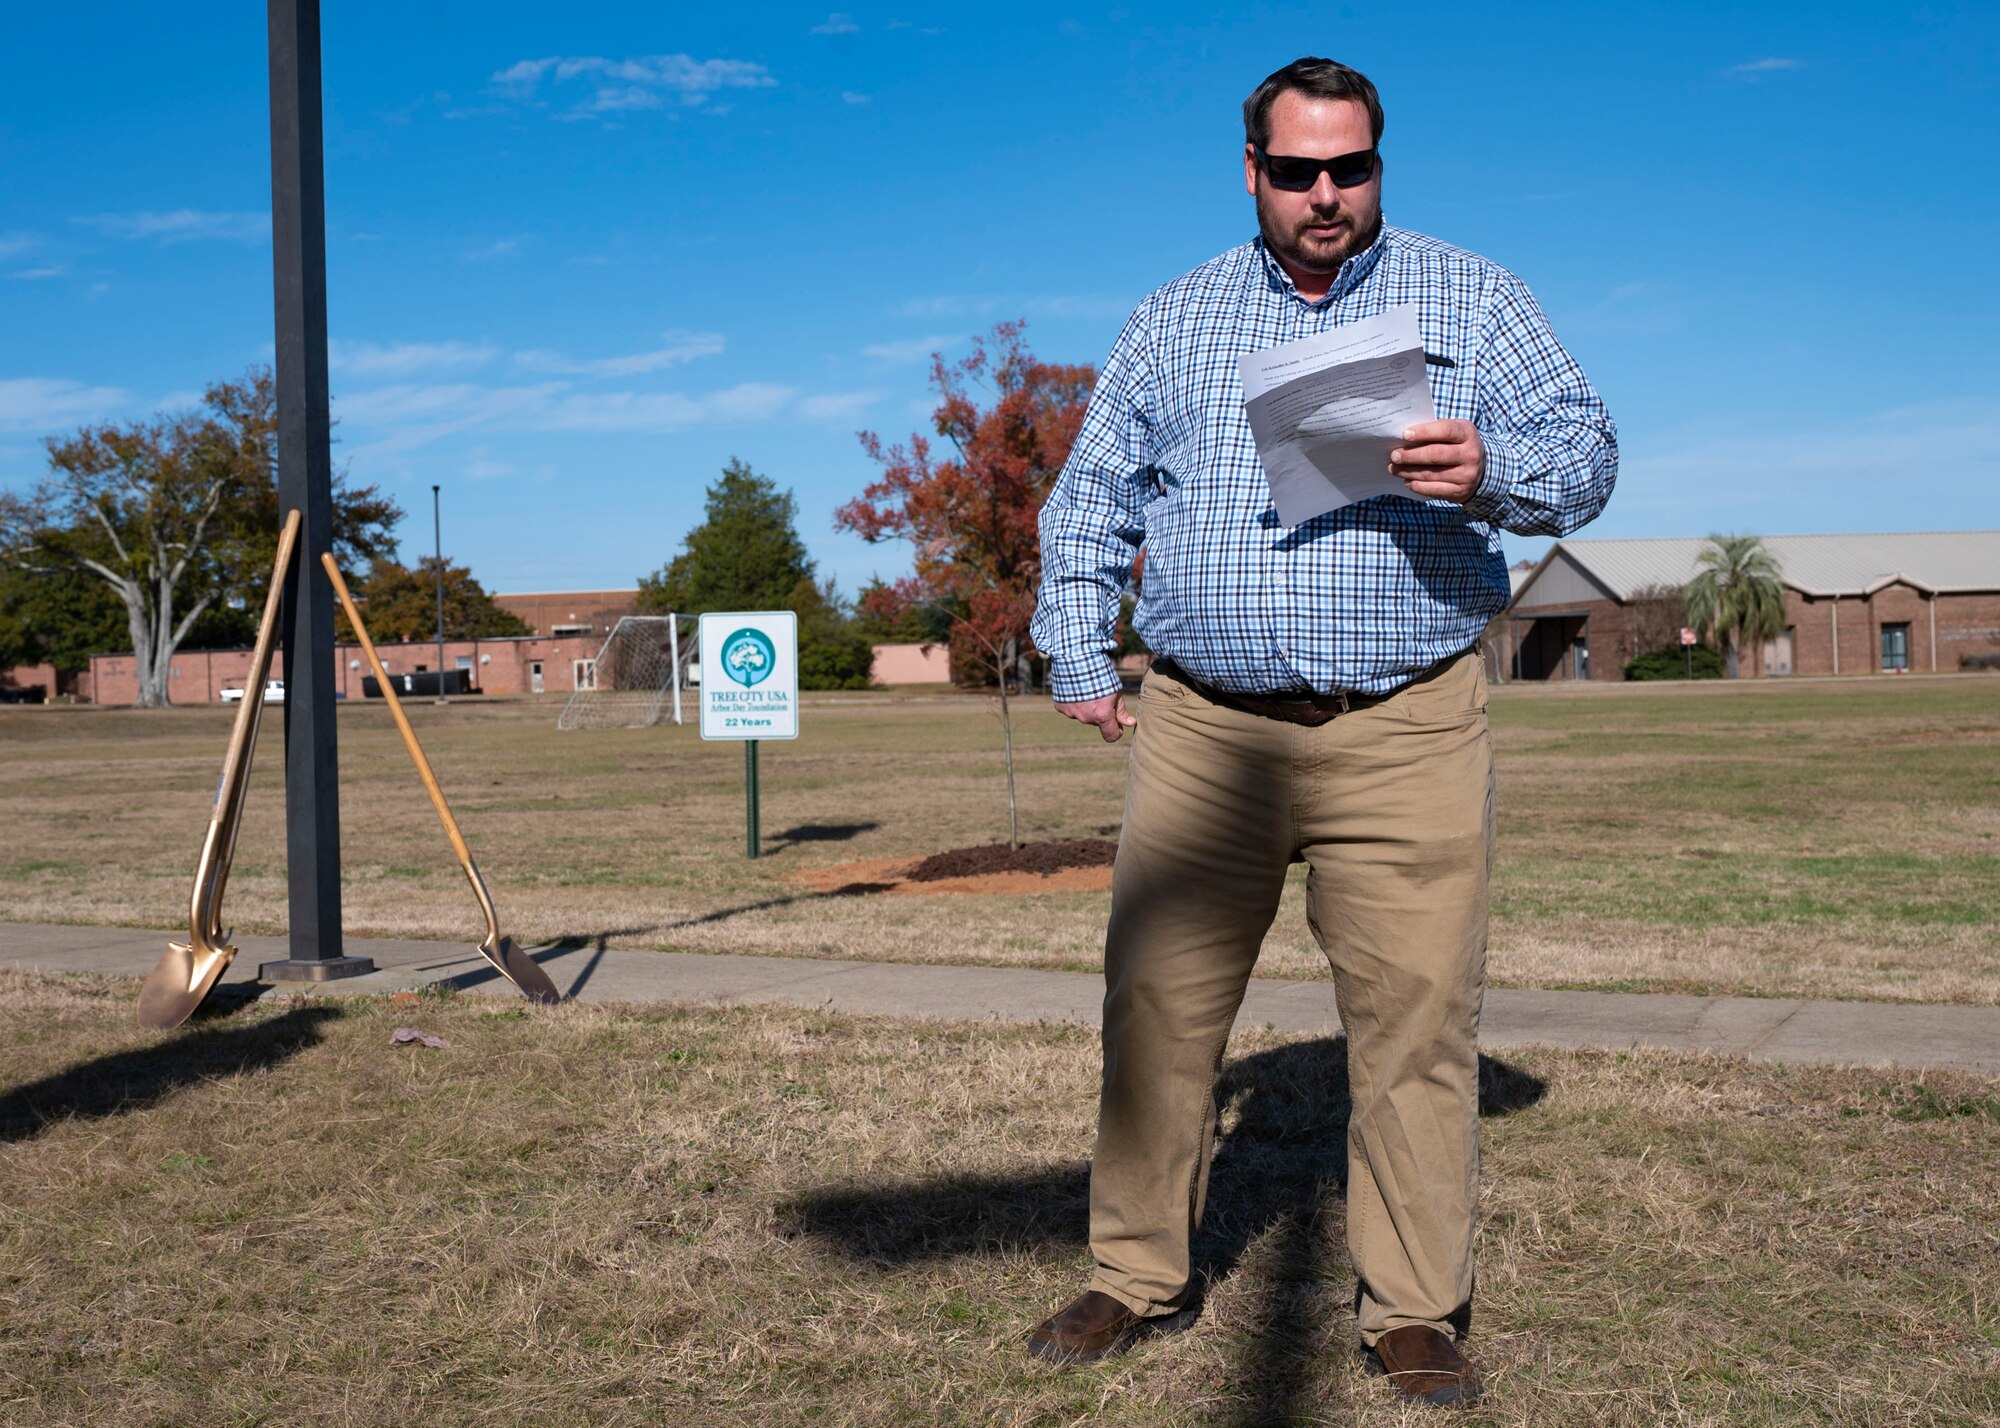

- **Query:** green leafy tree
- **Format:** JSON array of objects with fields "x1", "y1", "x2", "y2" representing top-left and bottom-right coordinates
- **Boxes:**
[
  {"x1": 790, "y1": 576, "x2": 876, "y2": 691},
  {"x1": 637, "y1": 458, "x2": 874, "y2": 689},
  {"x1": 0, "y1": 563, "x2": 130, "y2": 687},
  {"x1": 1684, "y1": 535, "x2": 1786, "y2": 679},
  {"x1": 640, "y1": 458, "x2": 814, "y2": 615},
  {"x1": 0, "y1": 368, "x2": 401, "y2": 706},
  {"x1": 333, "y1": 557, "x2": 531, "y2": 643}
]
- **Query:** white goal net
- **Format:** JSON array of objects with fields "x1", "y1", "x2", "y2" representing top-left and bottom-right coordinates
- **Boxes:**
[{"x1": 556, "y1": 615, "x2": 690, "y2": 731}]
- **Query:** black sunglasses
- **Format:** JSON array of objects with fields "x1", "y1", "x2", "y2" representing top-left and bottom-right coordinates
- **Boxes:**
[{"x1": 1253, "y1": 145, "x2": 1377, "y2": 192}]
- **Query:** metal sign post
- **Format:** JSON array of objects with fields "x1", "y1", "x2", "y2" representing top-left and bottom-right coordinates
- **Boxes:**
[
  {"x1": 698, "y1": 612, "x2": 799, "y2": 859},
  {"x1": 1680, "y1": 625, "x2": 1697, "y2": 680},
  {"x1": 262, "y1": 0, "x2": 372, "y2": 983}
]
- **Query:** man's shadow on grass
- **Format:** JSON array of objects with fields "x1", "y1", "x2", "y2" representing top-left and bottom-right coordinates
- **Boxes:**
[
  {"x1": 778, "y1": 1035, "x2": 1547, "y2": 1426},
  {"x1": 0, "y1": 1004, "x2": 336, "y2": 1145}
]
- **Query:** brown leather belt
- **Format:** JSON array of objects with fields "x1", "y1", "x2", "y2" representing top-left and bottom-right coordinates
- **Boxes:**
[{"x1": 1148, "y1": 652, "x2": 1464, "y2": 728}]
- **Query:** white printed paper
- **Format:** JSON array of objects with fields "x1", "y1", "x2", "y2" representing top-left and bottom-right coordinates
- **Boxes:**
[{"x1": 1238, "y1": 304, "x2": 1435, "y2": 527}]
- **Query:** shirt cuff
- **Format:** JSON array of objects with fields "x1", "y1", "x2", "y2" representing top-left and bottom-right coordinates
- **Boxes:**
[
  {"x1": 1048, "y1": 654, "x2": 1122, "y2": 704},
  {"x1": 1458, "y1": 434, "x2": 1515, "y2": 525}
]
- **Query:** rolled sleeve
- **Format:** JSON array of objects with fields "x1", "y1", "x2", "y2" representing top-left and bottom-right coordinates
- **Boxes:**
[
  {"x1": 1032, "y1": 306, "x2": 1156, "y2": 704},
  {"x1": 1467, "y1": 274, "x2": 1618, "y2": 536}
]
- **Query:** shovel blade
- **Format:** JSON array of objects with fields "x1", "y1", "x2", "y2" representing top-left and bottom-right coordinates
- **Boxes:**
[
  {"x1": 481, "y1": 934, "x2": 562, "y2": 1005},
  {"x1": 137, "y1": 940, "x2": 238, "y2": 1031}
]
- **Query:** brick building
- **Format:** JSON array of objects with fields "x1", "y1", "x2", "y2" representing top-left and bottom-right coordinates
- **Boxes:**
[
  {"x1": 1495, "y1": 531, "x2": 2000, "y2": 681},
  {"x1": 61, "y1": 581, "x2": 962, "y2": 704},
  {"x1": 85, "y1": 629, "x2": 622, "y2": 706},
  {"x1": 490, "y1": 589, "x2": 638, "y2": 642}
]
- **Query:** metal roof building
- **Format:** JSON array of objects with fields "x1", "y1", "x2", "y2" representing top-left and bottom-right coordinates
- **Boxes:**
[
  {"x1": 1498, "y1": 532, "x2": 2000, "y2": 681},
  {"x1": 1513, "y1": 532, "x2": 2000, "y2": 605}
]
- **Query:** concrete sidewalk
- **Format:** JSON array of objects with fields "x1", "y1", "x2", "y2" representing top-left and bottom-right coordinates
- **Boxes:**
[{"x1": 1, "y1": 921, "x2": 1994, "y2": 1075}]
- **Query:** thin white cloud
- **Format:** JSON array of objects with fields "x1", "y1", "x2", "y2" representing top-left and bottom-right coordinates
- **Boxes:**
[
  {"x1": 514, "y1": 331, "x2": 725, "y2": 378},
  {"x1": 1726, "y1": 57, "x2": 1805, "y2": 76},
  {"x1": 1613, "y1": 399, "x2": 2000, "y2": 528},
  {"x1": 0, "y1": 232, "x2": 38, "y2": 260},
  {"x1": 841, "y1": 91, "x2": 871, "y2": 105},
  {"x1": 798, "y1": 390, "x2": 880, "y2": 422},
  {"x1": 812, "y1": 13, "x2": 860, "y2": 34},
  {"x1": 336, "y1": 378, "x2": 856, "y2": 460},
  {"x1": 463, "y1": 449, "x2": 516, "y2": 481},
  {"x1": 329, "y1": 340, "x2": 501, "y2": 377},
  {"x1": 79, "y1": 210, "x2": 270, "y2": 244},
  {"x1": 861, "y1": 334, "x2": 960, "y2": 363},
  {"x1": 492, "y1": 54, "x2": 776, "y2": 120},
  {"x1": 0, "y1": 378, "x2": 133, "y2": 433},
  {"x1": 464, "y1": 237, "x2": 527, "y2": 261},
  {"x1": 1555, "y1": 280, "x2": 1683, "y2": 338},
  {"x1": 9, "y1": 266, "x2": 65, "y2": 281}
]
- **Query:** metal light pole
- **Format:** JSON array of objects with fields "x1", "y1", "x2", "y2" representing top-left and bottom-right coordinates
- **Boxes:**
[
  {"x1": 433, "y1": 483, "x2": 447, "y2": 704},
  {"x1": 261, "y1": 0, "x2": 373, "y2": 983}
]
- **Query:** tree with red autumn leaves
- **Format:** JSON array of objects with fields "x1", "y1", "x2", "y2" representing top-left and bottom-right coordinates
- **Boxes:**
[{"x1": 836, "y1": 322, "x2": 1095, "y2": 846}]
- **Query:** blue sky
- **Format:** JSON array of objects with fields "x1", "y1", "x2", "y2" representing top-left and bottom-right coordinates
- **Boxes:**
[{"x1": 4, "y1": 2, "x2": 1996, "y2": 596}]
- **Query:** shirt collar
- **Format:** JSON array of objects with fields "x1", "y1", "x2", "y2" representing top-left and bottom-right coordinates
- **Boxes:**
[{"x1": 1256, "y1": 221, "x2": 1390, "y2": 307}]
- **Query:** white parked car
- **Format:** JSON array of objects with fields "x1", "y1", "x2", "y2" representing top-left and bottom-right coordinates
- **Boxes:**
[{"x1": 219, "y1": 679, "x2": 286, "y2": 704}]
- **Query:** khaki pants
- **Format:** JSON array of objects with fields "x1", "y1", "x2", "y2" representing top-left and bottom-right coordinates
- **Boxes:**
[{"x1": 1087, "y1": 651, "x2": 1493, "y2": 1344}]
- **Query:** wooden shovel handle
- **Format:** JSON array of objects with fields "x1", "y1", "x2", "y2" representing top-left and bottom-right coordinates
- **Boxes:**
[{"x1": 320, "y1": 552, "x2": 474, "y2": 869}]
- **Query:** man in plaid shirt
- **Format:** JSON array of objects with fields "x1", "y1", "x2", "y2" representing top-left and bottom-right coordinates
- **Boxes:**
[{"x1": 1027, "y1": 57, "x2": 1616, "y2": 1409}]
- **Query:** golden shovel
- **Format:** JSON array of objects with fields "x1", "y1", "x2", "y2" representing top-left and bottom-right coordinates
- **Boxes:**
[
  {"x1": 138, "y1": 509, "x2": 302, "y2": 1030},
  {"x1": 321, "y1": 553, "x2": 560, "y2": 1005}
]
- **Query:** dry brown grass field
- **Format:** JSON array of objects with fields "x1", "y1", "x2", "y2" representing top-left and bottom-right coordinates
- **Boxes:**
[
  {"x1": 0, "y1": 971, "x2": 1993, "y2": 1427},
  {"x1": 1, "y1": 674, "x2": 1997, "y2": 1003}
]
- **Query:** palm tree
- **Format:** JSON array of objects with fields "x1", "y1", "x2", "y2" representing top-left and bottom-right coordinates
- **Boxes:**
[{"x1": 1684, "y1": 535, "x2": 1786, "y2": 678}]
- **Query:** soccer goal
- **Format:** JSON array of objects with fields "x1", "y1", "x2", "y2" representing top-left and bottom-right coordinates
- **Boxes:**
[{"x1": 556, "y1": 615, "x2": 691, "y2": 730}]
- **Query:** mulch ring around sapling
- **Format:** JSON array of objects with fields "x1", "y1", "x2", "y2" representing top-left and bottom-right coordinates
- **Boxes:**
[
  {"x1": 901, "y1": 838, "x2": 1117, "y2": 882},
  {"x1": 792, "y1": 839, "x2": 1118, "y2": 897}
]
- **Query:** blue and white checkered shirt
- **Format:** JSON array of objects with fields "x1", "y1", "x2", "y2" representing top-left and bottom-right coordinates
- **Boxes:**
[{"x1": 1032, "y1": 224, "x2": 1617, "y2": 702}]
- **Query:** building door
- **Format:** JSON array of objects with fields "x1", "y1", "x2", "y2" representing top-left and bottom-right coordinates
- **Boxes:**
[
  {"x1": 573, "y1": 658, "x2": 597, "y2": 690},
  {"x1": 1881, "y1": 623, "x2": 1910, "y2": 672},
  {"x1": 529, "y1": 660, "x2": 544, "y2": 694},
  {"x1": 1762, "y1": 627, "x2": 1795, "y2": 676},
  {"x1": 1515, "y1": 616, "x2": 1583, "y2": 680},
  {"x1": 1572, "y1": 630, "x2": 1590, "y2": 680}
]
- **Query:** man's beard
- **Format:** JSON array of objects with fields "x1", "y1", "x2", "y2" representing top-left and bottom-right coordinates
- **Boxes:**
[{"x1": 1255, "y1": 188, "x2": 1383, "y2": 277}]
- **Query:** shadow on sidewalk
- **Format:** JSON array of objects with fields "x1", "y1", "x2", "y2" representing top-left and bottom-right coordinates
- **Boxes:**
[
  {"x1": 0, "y1": 1005, "x2": 337, "y2": 1145},
  {"x1": 777, "y1": 1035, "x2": 1547, "y2": 1424},
  {"x1": 662, "y1": 882, "x2": 898, "y2": 931}
]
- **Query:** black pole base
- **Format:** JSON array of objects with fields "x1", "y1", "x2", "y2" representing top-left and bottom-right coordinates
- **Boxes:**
[{"x1": 258, "y1": 955, "x2": 377, "y2": 983}]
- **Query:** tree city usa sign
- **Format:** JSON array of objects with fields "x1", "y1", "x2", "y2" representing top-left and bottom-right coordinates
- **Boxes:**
[{"x1": 698, "y1": 611, "x2": 799, "y2": 741}]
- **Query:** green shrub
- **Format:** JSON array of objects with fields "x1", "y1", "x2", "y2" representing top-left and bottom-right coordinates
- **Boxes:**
[{"x1": 1624, "y1": 644, "x2": 1724, "y2": 681}]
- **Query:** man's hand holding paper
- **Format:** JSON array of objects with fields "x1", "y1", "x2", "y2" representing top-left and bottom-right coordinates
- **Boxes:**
[
  {"x1": 1239, "y1": 303, "x2": 1478, "y2": 525},
  {"x1": 1390, "y1": 418, "x2": 1485, "y2": 504}
]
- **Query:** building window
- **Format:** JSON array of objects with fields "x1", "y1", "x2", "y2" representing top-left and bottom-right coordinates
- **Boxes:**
[
  {"x1": 552, "y1": 623, "x2": 590, "y2": 638},
  {"x1": 455, "y1": 656, "x2": 472, "y2": 671},
  {"x1": 1881, "y1": 623, "x2": 1910, "y2": 672}
]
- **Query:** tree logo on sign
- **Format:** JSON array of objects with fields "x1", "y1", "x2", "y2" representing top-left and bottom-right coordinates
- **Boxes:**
[{"x1": 720, "y1": 628, "x2": 776, "y2": 687}]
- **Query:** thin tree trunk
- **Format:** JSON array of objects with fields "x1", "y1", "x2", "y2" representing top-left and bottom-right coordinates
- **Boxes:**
[
  {"x1": 1725, "y1": 629, "x2": 1741, "y2": 680},
  {"x1": 998, "y1": 680, "x2": 1018, "y2": 850}
]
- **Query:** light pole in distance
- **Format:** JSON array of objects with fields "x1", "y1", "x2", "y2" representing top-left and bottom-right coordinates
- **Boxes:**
[{"x1": 433, "y1": 483, "x2": 448, "y2": 704}]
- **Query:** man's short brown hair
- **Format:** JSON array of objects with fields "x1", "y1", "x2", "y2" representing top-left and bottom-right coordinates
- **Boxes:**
[{"x1": 1243, "y1": 57, "x2": 1384, "y2": 149}]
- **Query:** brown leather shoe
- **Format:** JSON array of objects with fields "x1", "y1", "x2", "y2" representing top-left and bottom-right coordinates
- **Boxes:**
[
  {"x1": 1361, "y1": 1325, "x2": 1484, "y2": 1409},
  {"x1": 1026, "y1": 1289, "x2": 1198, "y2": 1365}
]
